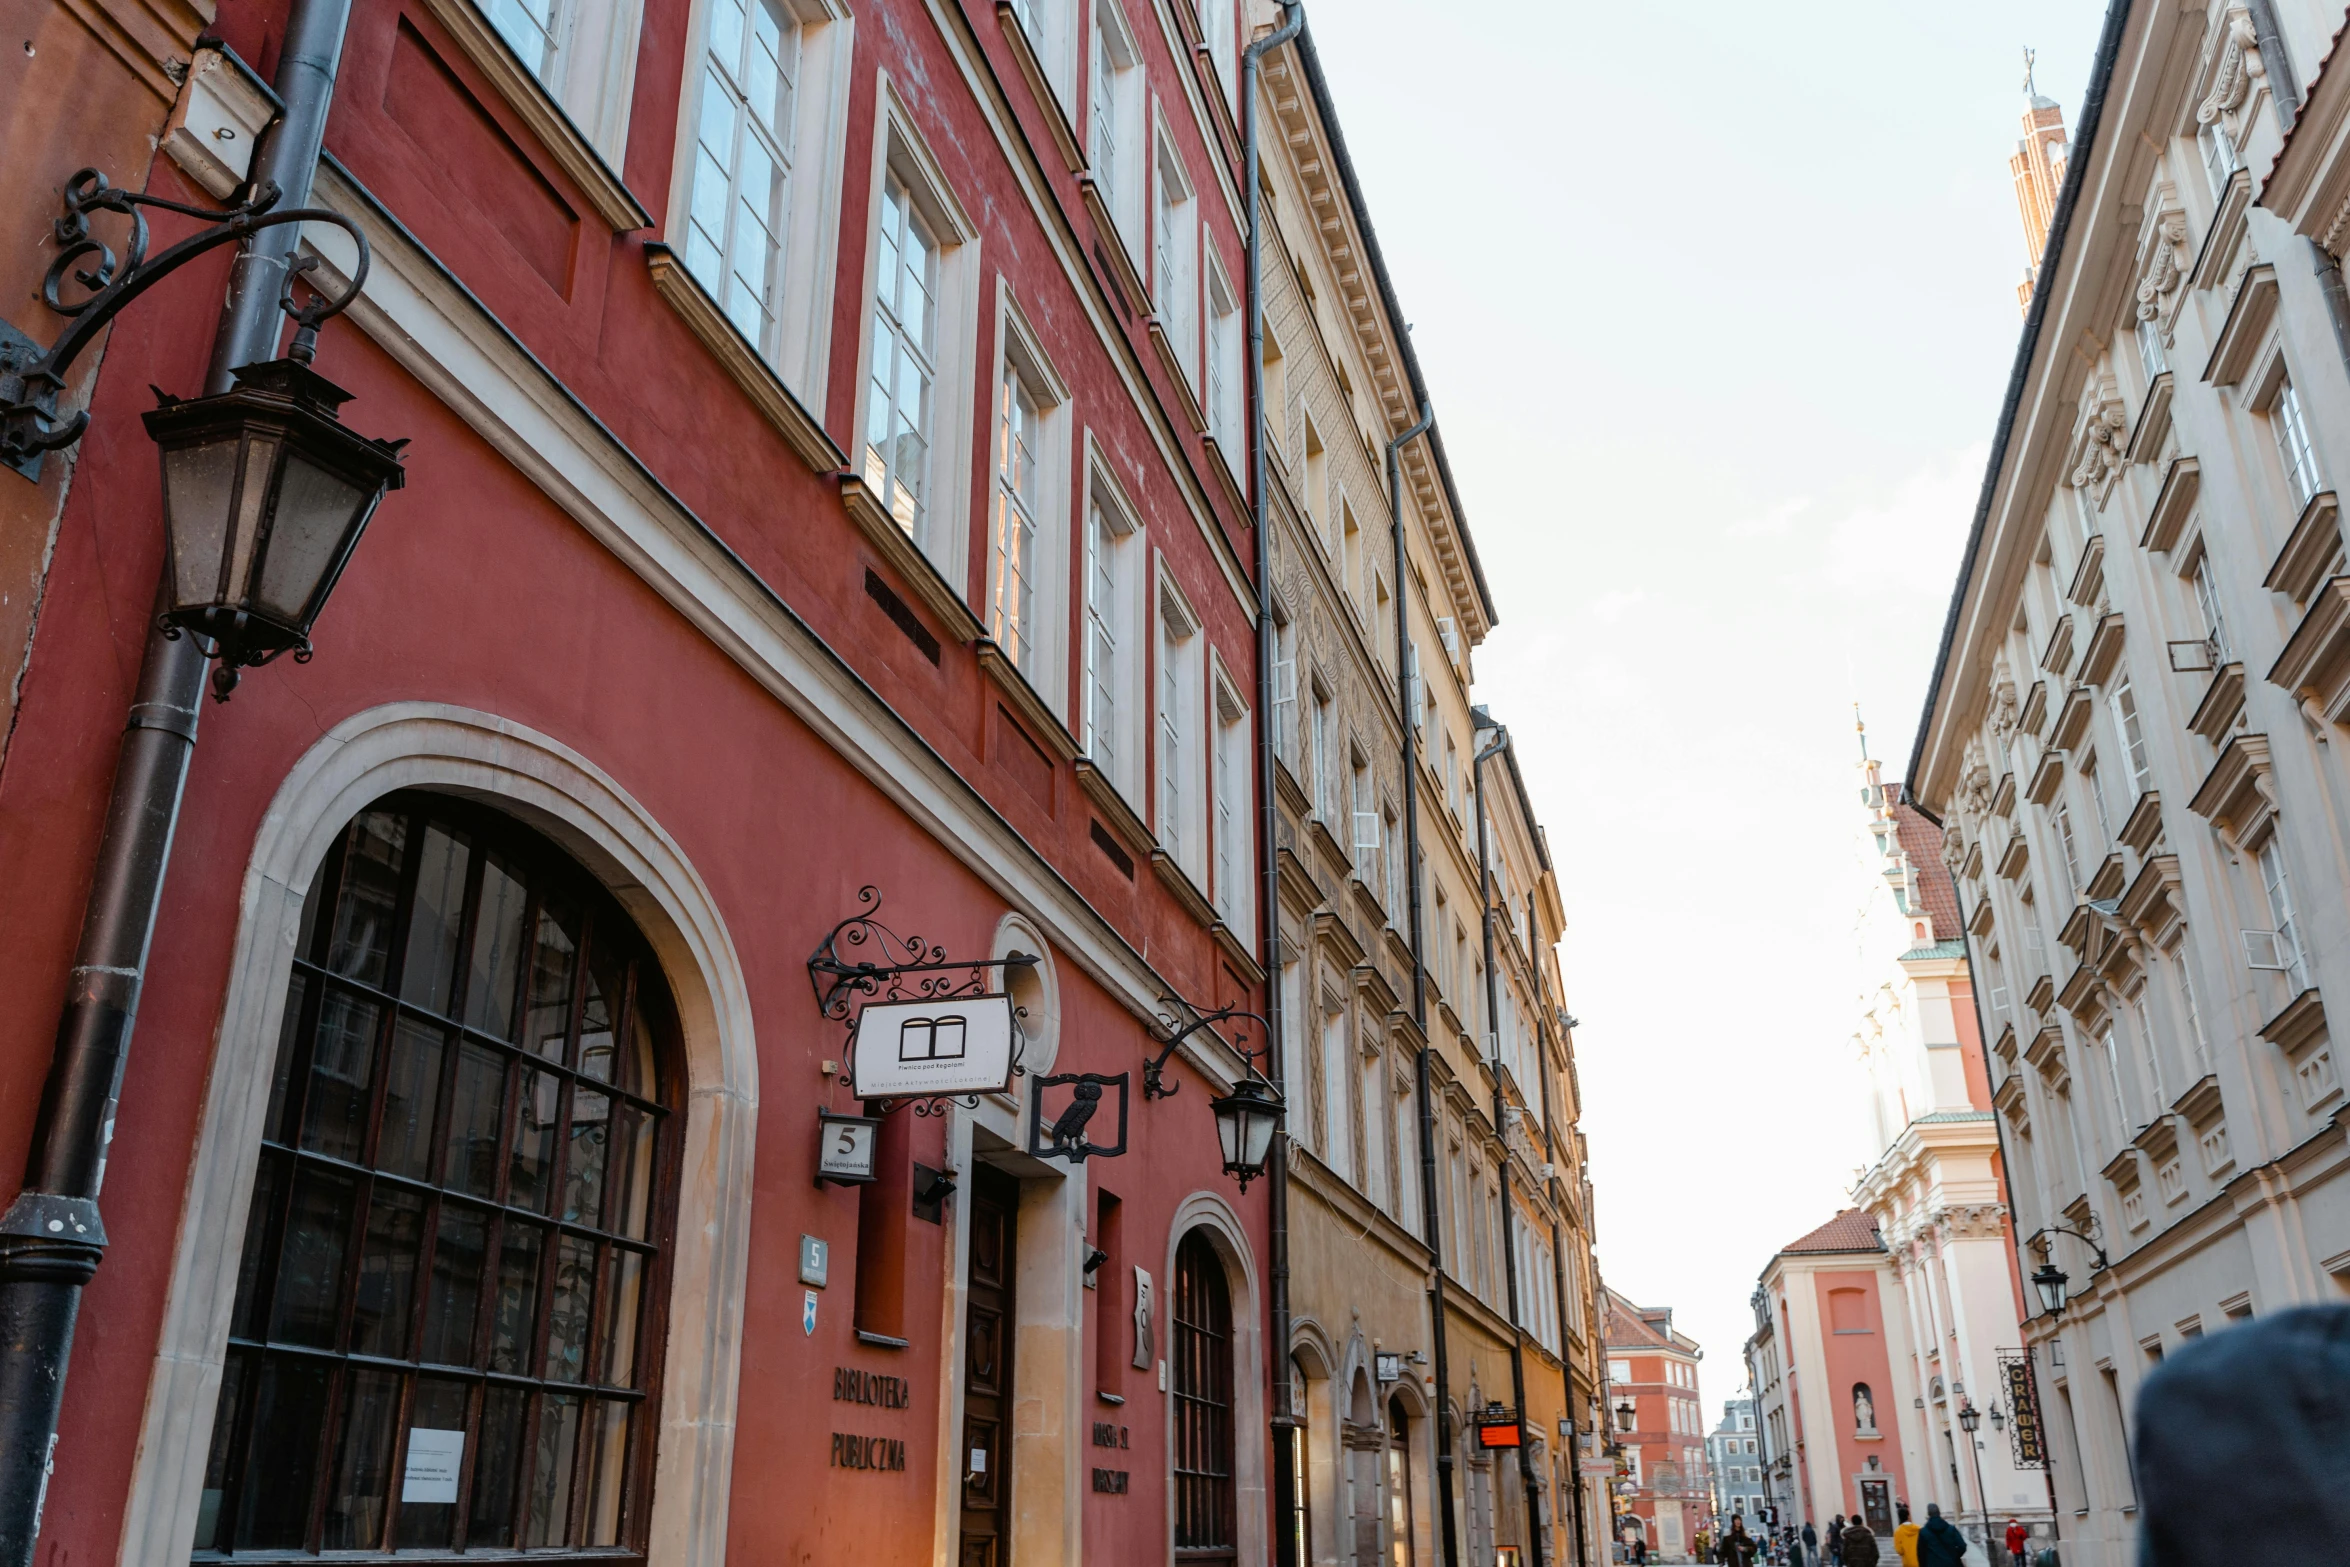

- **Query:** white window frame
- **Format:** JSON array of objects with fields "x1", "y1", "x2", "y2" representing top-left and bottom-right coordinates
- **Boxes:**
[
  {"x1": 665, "y1": 0, "x2": 852, "y2": 402},
  {"x1": 987, "y1": 288, "x2": 1072, "y2": 703},
  {"x1": 854, "y1": 80, "x2": 981, "y2": 574},
  {"x1": 488, "y1": 0, "x2": 654, "y2": 160},
  {"x1": 2256, "y1": 838, "x2": 2310, "y2": 991},
  {"x1": 2111, "y1": 676, "x2": 2152, "y2": 797},
  {"x1": 1156, "y1": 565, "x2": 1207, "y2": 880},
  {"x1": 1083, "y1": 455, "x2": 1146, "y2": 798},
  {"x1": 1152, "y1": 113, "x2": 1199, "y2": 386},
  {"x1": 1088, "y1": 0, "x2": 1144, "y2": 251},
  {"x1": 1211, "y1": 661, "x2": 1253, "y2": 938},
  {"x1": 1205, "y1": 250, "x2": 1242, "y2": 465},
  {"x1": 2270, "y1": 373, "x2": 2325, "y2": 510},
  {"x1": 1003, "y1": 0, "x2": 1076, "y2": 107},
  {"x1": 1197, "y1": 0, "x2": 1237, "y2": 111}
]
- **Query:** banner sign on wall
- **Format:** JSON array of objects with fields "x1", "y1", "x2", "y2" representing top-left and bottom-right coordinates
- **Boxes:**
[
  {"x1": 850, "y1": 994, "x2": 1018, "y2": 1099},
  {"x1": 2000, "y1": 1349, "x2": 2049, "y2": 1470}
]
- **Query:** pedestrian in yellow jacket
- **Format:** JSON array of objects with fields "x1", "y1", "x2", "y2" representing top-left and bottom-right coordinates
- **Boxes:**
[{"x1": 1892, "y1": 1506, "x2": 1921, "y2": 1567}]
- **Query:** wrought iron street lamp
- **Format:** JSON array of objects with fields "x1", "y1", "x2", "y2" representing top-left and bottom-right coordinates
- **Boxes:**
[
  {"x1": 1210, "y1": 1074, "x2": 1283, "y2": 1191},
  {"x1": 2021, "y1": 1224, "x2": 2109, "y2": 1318},
  {"x1": 1956, "y1": 1398, "x2": 1991, "y2": 1546},
  {"x1": 2030, "y1": 1260, "x2": 2070, "y2": 1317},
  {"x1": 146, "y1": 342, "x2": 406, "y2": 696}
]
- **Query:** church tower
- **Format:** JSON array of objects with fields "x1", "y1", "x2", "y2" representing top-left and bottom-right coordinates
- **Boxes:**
[{"x1": 2010, "y1": 49, "x2": 2071, "y2": 311}]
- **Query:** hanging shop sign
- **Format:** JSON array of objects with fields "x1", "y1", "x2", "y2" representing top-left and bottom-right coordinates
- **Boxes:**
[
  {"x1": 807, "y1": 888, "x2": 1036, "y2": 1109},
  {"x1": 1375, "y1": 1353, "x2": 1404, "y2": 1384},
  {"x1": 815, "y1": 1108, "x2": 882, "y2": 1186},
  {"x1": 851, "y1": 995, "x2": 1019, "y2": 1099},
  {"x1": 1476, "y1": 1408, "x2": 1524, "y2": 1449},
  {"x1": 1027, "y1": 1071, "x2": 1131, "y2": 1162},
  {"x1": 1999, "y1": 1349, "x2": 2049, "y2": 1469}
]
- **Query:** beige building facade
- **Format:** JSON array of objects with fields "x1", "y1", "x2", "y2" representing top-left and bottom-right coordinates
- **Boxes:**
[
  {"x1": 1911, "y1": 4, "x2": 2350, "y2": 1563},
  {"x1": 1251, "y1": 10, "x2": 1604, "y2": 1566}
]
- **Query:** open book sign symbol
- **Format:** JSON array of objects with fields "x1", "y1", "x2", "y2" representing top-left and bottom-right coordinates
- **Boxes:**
[{"x1": 899, "y1": 1015, "x2": 968, "y2": 1062}]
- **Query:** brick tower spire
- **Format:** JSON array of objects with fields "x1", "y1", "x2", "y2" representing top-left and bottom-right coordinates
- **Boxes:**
[{"x1": 2010, "y1": 47, "x2": 2071, "y2": 312}]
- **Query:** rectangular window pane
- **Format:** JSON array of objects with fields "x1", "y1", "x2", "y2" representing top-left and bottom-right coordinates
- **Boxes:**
[
  {"x1": 565, "y1": 1089, "x2": 611, "y2": 1224},
  {"x1": 300, "y1": 988, "x2": 382, "y2": 1162},
  {"x1": 350, "y1": 1184, "x2": 426, "y2": 1358},
  {"x1": 378, "y1": 1016, "x2": 446, "y2": 1180},
  {"x1": 545, "y1": 1232, "x2": 598, "y2": 1382},
  {"x1": 230, "y1": 1152, "x2": 286, "y2": 1340},
  {"x1": 421, "y1": 1202, "x2": 489, "y2": 1365},
  {"x1": 468, "y1": 1384, "x2": 531, "y2": 1548},
  {"x1": 235, "y1": 1356, "x2": 333, "y2": 1549},
  {"x1": 523, "y1": 895, "x2": 581, "y2": 1060},
  {"x1": 525, "y1": 1391, "x2": 585, "y2": 1547},
  {"x1": 322, "y1": 1366, "x2": 403, "y2": 1549},
  {"x1": 492, "y1": 1219, "x2": 548, "y2": 1376},
  {"x1": 443, "y1": 1042, "x2": 508, "y2": 1198},
  {"x1": 511, "y1": 1068, "x2": 561, "y2": 1214},
  {"x1": 393, "y1": 1376, "x2": 470, "y2": 1549},
  {"x1": 327, "y1": 810, "x2": 407, "y2": 987},
  {"x1": 399, "y1": 824, "x2": 471, "y2": 1014},
  {"x1": 597, "y1": 1247, "x2": 645, "y2": 1387},
  {"x1": 193, "y1": 1351, "x2": 248, "y2": 1550},
  {"x1": 584, "y1": 1399, "x2": 631, "y2": 1545},
  {"x1": 610, "y1": 1105, "x2": 656, "y2": 1240},
  {"x1": 265, "y1": 969, "x2": 310, "y2": 1143},
  {"x1": 269, "y1": 1165, "x2": 358, "y2": 1348},
  {"x1": 465, "y1": 854, "x2": 530, "y2": 1038}
]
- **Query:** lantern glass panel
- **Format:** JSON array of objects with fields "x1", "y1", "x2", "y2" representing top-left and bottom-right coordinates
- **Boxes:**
[
  {"x1": 1216, "y1": 1098, "x2": 1243, "y2": 1167},
  {"x1": 1239, "y1": 1097, "x2": 1279, "y2": 1169},
  {"x1": 223, "y1": 434, "x2": 282, "y2": 612},
  {"x1": 256, "y1": 450, "x2": 367, "y2": 626},
  {"x1": 161, "y1": 436, "x2": 244, "y2": 612}
]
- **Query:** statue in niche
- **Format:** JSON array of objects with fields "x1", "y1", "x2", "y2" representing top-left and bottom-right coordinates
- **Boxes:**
[{"x1": 1853, "y1": 1382, "x2": 1878, "y2": 1436}]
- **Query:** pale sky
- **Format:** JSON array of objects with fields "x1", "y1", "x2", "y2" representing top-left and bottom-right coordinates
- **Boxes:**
[{"x1": 1306, "y1": 1, "x2": 2107, "y2": 1414}]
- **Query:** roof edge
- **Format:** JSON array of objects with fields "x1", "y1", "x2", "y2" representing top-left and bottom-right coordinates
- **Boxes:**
[{"x1": 1904, "y1": 0, "x2": 2135, "y2": 796}]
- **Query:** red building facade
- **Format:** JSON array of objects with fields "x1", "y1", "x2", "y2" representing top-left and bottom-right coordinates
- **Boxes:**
[
  {"x1": 0, "y1": 0, "x2": 1279, "y2": 1562},
  {"x1": 1601, "y1": 1290, "x2": 1710, "y2": 1559}
]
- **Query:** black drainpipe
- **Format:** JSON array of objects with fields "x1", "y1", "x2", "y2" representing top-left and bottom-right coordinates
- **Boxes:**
[
  {"x1": 1244, "y1": 6, "x2": 1306, "y2": 1564},
  {"x1": 1388, "y1": 399, "x2": 1459, "y2": 1567},
  {"x1": 1471, "y1": 722, "x2": 1543, "y2": 1566},
  {"x1": 0, "y1": 2, "x2": 357, "y2": 1559}
]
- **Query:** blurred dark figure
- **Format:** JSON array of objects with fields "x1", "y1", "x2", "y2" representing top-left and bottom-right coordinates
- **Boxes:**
[{"x1": 2133, "y1": 1304, "x2": 2350, "y2": 1565}]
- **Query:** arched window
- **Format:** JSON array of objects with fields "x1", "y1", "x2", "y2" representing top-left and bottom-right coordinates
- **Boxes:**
[
  {"x1": 192, "y1": 794, "x2": 679, "y2": 1559},
  {"x1": 1171, "y1": 1230, "x2": 1236, "y2": 1564},
  {"x1": 1385, "y1": 1396, "x2": 1416, "y2": 1567},
  {"x1": 1288, "y1": 1354, "x2": 1313, "y2": 1565}
]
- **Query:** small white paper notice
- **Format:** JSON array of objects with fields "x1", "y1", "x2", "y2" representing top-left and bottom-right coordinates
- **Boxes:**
[{"x1": 402, "y1": 1428, "x2": 466, "y2": 1503}]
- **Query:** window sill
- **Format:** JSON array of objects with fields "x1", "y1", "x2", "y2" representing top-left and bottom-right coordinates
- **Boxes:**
[
  {"x1": 839, "y1": 476, "x2": 985, "y2": 646},
  {"x1": 1151, "y1": 849, "x2": 1216, "y2": 929},
  {"x1": 1076, "y1": 176, "x2": 1150, "y2": 316},
  {"x1": 856, "y1": 1330, "x2": 911, "y2": 1349},
  {"x1": 977, "y1": 638, "x2": 1080, "y2": 761},
  {"x1": 1202, "y1": 431, "x2": 1248, "y2": 527},
  {"x1": 994, "y1": 2, "x2": 1084, "y2": 173},
  {"x1": 1075, "y1": 757, "x2": 1155, "y2": 858},
  {"x1": 1146, "y1": 318, "x2": 1207, "y2": 434},
  {"x1": 412, "y1": 0, "x2": 651, "y2": 232},
  {"x1": 1211, "y1": 920, "x2": 1265, "y2": 984},
  {"x1": 645, "y1": 244, "x2": 844, "y2": 475}
]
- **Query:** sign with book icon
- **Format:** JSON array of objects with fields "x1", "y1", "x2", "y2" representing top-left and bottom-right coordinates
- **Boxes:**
[{"x1": 849, "y1": 994, "x2": 1019, "y2": 1099}]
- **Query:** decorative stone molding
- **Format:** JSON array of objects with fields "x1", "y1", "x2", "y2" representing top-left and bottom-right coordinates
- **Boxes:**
[
  {"x1": 2069, "y1": 375, "x2": 2130, "y2": 498},
  {"x1": 2135, "y1": 201, "x2": 2191, "y2": 325},
  {"x1": 2197, "y1": 6, "x2": 2267, "y2": 145}
]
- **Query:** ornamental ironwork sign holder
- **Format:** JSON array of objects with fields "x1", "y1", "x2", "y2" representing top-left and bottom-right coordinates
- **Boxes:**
[
  {"x1": 1997, "y1": 1349, "x2": 2049, "y2": 1470},
  {"x1": 0, "y1": 168, "x2": 371, "y2": 482},
  {"x1": 806, "y1": 885, "x2": 1037, "y2": 1116},
  {"x1": 1026, "y1": 1071, "x2": 1130, "y2": 1163},
  {"x1": 1141, "y1": 993, "x2": 1273, "y2": 1100}
]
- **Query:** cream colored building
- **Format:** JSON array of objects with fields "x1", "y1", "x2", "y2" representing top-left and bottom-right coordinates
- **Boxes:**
[
  {"x1": 1847, "y1": 731, "x2": 2050, "y2": 1552},
  {"x1": 1251, "y1": 9, "x2": 1603, "y2": 1566},
  {"x1": 1910, "y1": 5, "x2": 2350, "y2": 1563}
]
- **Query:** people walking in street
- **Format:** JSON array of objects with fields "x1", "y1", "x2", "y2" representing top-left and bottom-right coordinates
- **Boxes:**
[
  {"x1": 2002, "y1": 1519, "x2": 2028, "y2": 1567},
  {"x1": 1839, "y1": 1516, "x2": 1881, "y2": 1567},
  {"x1": 1828, "y1": 1515, "x2": 1846, "y2": 1567},
  {"x1": 1893, "y1": 1503, "x2": 1919, "y2": 1567},
  {"x1": 1722, "y1": 1518, "x2": 1762, "y2": 1567},
  {"x1": 1800, "y1": 1520, "x2": 1817, "y2": 1567},
  {"x1": 1915, "y1": 1503, "x2": 1968, "y2": 1567}
]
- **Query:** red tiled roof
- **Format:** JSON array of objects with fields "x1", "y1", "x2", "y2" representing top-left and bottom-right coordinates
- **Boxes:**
[
  {"x1": 1893, "y1": 804, "x2": 1962, "y2": 941},
  {"x1": 1778, "y1": 1209, "x2": 1884, "y2": 1256}
]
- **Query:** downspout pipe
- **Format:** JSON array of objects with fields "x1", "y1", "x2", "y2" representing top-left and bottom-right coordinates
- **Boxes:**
[
  {"x1": 0, "y1": 0, "x2": 357, "y2": 1557},
  {"x1": 1389, "y1": 398, "x2": 1460, "y2": 1567},
  {"x1": 1245, "y1": 6, "x2": 1306, "y2": 1564},
  {"x1": 1471, "y1": 722, "x2": 1543, "y2": 1567}
]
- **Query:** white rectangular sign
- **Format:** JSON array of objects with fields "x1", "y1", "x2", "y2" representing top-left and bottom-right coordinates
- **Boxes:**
[
  {"x1": 851, "y1": 994, "x2": 1018, "y2": 1099},
  {"x1": 402, "y1": 1428, "x2": 465, "y2": 1503}
]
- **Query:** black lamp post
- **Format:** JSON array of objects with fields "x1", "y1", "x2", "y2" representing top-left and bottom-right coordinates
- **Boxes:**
[{"x1": 1956, "y1": 1398, "x2": 1991, "y2": 1547}]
